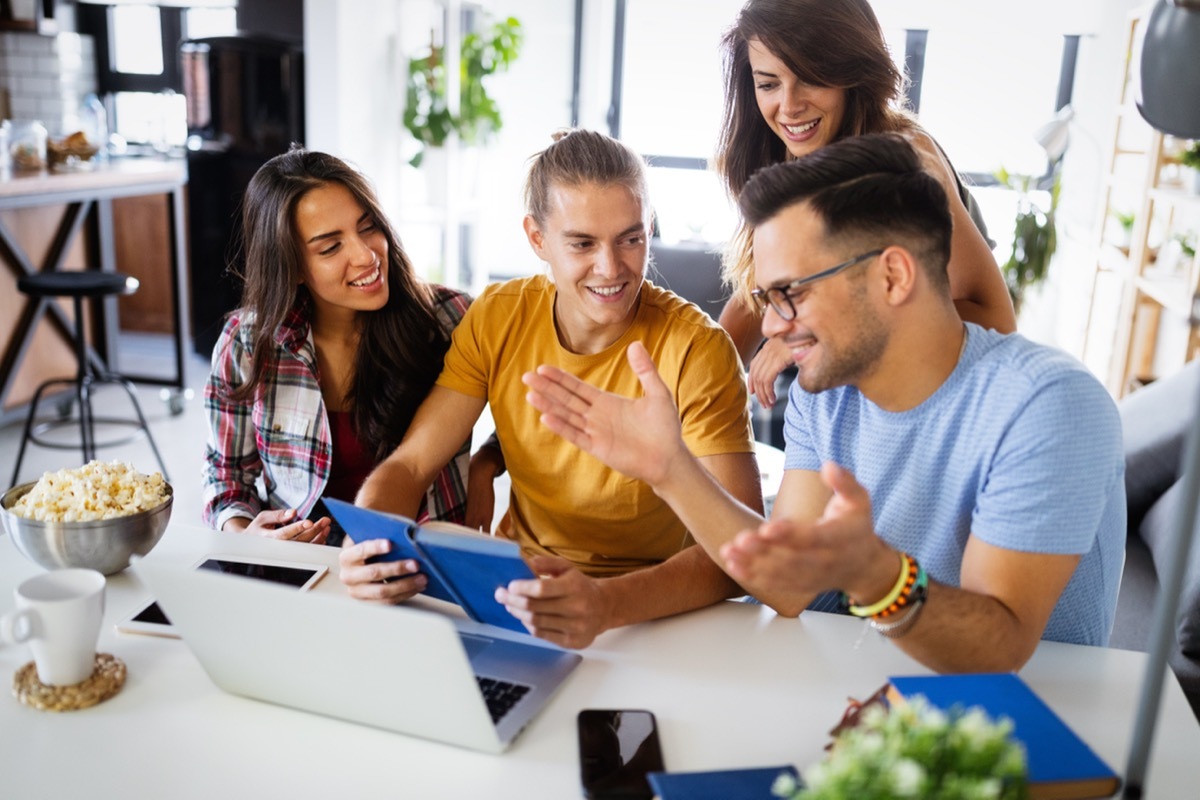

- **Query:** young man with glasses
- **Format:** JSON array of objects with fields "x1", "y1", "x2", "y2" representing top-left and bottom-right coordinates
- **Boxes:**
[{"x1": 522, "y1": 133, "x2": 1124, "y2": 672}]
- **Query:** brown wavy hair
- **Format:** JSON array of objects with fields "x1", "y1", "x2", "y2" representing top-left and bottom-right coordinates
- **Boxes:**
[
  {"x1": 716, "y1": 0, "x2": 913, "y2": 303},
  {"x1": 229, "y1": 146, "x2": 450, "y2": 460}
]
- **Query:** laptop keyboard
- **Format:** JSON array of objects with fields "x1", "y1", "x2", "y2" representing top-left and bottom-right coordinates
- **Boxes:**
[{"x1": 476, "y1": 676, "x2": 532, "y2": 723}]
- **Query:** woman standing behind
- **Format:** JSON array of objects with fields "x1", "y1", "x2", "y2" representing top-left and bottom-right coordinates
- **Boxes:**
[
  {"x1": 203, "y1": 147, "x2": 471, "y2": 543},
  {"x1": 717, "y1": 0, "x2": 1016, "y2": 406}
]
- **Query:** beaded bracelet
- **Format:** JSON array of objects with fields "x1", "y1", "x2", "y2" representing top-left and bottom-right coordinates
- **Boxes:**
[
  {"x1": 870, "y1": 592, "x2": 927, "y2": 639},
  {"x1": 874, "y1": 558, "x2": 927, "y2": 620},
  {"x1": 846, "y1": 553, "x2": 911, "y2": 618}
]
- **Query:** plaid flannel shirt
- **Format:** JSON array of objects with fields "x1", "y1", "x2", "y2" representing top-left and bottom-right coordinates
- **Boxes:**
[{"x1": 202, "y1": 286, "x2": 471, "y2": 531}]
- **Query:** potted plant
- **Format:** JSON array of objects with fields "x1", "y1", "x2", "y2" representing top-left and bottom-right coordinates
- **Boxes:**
[
  {"x1": 1179, "y1": 141, "x2": 1200, "y2": 195},
  {"x1": 1112, "y1": 210, "x2": 1135, "y2": 250},
  {"x1": 773, "y1": 695, "x2": 1029, "y2": 800},
  {"x1": 994, "y1": 166, "x2": 1060, "y2": 314},
  {"x1": 403, "y1": 15, "x2": 523, "y2": 168}
]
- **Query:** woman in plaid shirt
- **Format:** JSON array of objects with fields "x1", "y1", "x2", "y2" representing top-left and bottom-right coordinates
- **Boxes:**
[{"x1": 202, "y1": 148, "x2": 471, "y2": 543}]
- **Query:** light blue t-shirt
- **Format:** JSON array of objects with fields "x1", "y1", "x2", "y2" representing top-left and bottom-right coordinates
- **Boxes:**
[{"x1": 783, "y1": 324, "x2": 1125, "y2": 646}]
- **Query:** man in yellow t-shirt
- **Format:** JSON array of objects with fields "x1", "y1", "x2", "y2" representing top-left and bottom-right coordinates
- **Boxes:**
[
  {"x1": 438, "y1": 274, "x2": 754, "y2": 577},
  {"x1": 343, "y1": 129, "x2": 761, "y2": 649}
]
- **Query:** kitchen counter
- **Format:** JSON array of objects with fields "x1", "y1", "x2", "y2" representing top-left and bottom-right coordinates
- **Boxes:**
[{"x1": 0, "y1": 157, "x2": 191, "y2": 421}]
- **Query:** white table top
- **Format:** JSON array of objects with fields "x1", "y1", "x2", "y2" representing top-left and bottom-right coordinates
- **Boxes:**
[{"x1": 2, "y1": 524, "x2": 1198, "y2": 798}]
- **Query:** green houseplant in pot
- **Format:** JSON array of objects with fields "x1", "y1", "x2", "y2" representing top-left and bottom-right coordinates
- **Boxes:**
[
  {"x1": 1112, "y1": 210, "x2": 1135, "y2": 250},
  {"x1": 403, "y1": 15, "x2": 523, "y2": 168},
  {"x1": 773, "y1": 696, "x2": 1029, "y2": 800},
  {"x1": 1179, "y1": 141, "x2": 1200, "y2": 195},
  {"x1": 994, "y1": 166, "x2": 1060, "y2": 314}
]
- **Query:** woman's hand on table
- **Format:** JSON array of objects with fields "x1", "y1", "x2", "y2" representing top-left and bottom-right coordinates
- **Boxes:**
[
  {"x1": 338, "y1": 538, "x2": 428, "y2": 603},
  {"x1": 224, "y1": 509, "x2": 330, "y2": 544}
]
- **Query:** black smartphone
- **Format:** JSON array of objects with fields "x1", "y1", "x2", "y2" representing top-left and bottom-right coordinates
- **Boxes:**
[{"x1": 577, "y1": 709, "x2": 664, "y2": 800}]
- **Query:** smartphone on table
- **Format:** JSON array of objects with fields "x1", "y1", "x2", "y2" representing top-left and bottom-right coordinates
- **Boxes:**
[{"x1": 577, "y1": 709, "x2": 664, "y2": 799}]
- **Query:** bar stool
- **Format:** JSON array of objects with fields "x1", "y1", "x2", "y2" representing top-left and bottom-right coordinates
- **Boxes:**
[{"x1": 10, "y1": 271, "x2": 170, "y2": 486}]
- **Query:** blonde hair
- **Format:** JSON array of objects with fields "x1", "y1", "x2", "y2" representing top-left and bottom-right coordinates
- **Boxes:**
[{"x1": 524, "y1": 129, "x2": 649, "y2": 226}]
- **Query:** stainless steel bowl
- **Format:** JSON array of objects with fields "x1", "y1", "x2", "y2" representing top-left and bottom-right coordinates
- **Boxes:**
[{"x1": 0, "y1": 481, "x2": 173, "y2": 575}]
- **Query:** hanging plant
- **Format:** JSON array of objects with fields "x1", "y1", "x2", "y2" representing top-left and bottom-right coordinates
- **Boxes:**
[
  {"x1": 403, "y1": 15, "x2": 523, "y2": 168},
  {"x1": 994, "y1": 166, "x2": 1061, "y2": 314}
]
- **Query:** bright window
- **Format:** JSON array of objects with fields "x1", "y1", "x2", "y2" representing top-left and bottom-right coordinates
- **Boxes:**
[
  {"x1": 616, "y1": 1, "x2": 1088, "y2": 247},
  {"x1": 111, "y1": 5, "x2": 164, "y2": 75},
  {"x1": 184, "y1": 7, "x2": 237, "y2": 39}
]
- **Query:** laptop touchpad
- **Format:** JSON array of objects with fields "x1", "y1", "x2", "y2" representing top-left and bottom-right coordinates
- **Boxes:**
[{"x1": 458, "y1": 632, "x2": 494, "y2": 660}]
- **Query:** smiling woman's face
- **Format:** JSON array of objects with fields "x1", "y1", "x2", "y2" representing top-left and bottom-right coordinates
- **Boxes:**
[
  {"x1": 294, "y1": 181, "x2": 390, "y2": 323},
  {"x1": 524, "y1": 181, "x2": 650, "y2": 355},
  {"x1": 747, "y1": 38, "x2": 847, "y2": 160}
]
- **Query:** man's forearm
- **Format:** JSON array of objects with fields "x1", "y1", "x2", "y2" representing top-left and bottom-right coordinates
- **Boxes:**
[
  {"x1": 880, "y1": 581, "x2": 1038, "y2": 673},
  {"x1": 598, "y1": 544, "x2": 743, "y2": 630},
  {"x1": 653, "y1": 454, "x2": 764, "y2": 554},
  {"x1": 355, "y1": 458, "x2": 427, "y2": 517}
]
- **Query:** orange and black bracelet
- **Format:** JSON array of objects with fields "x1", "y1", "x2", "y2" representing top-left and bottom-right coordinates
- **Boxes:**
[{"x1": 845, "y1": 552, "x2": 927, "y2": 619}]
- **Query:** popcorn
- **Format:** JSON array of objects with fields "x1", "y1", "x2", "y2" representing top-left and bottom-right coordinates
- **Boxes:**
[{"x1": 11, "y1": 461, "x2": 169, "y2": 522}]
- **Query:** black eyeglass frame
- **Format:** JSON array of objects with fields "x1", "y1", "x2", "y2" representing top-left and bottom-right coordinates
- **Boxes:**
[{"x1": 750, "y1": 248, "x2": 885, "y2": 320}]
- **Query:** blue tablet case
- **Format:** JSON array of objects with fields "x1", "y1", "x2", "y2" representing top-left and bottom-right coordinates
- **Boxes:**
[
  {"x1": 322, "y1": 497, "x2": 533, "y2": 633},
  {"x1": 414, "y1": 529, "x2": 535, "y2": 633},
  {"x1": 322, "y1": 498, "x2": 457, "y2": 603}
]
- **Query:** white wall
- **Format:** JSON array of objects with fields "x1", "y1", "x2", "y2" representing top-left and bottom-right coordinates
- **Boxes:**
[{"x1": 303, "y1": 0, "x2": 405, "y2": 214}]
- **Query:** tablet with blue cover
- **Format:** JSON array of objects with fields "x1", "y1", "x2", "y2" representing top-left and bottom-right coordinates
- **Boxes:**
[{"x1": 323, "y1": 497, "x2": 535, "y2": 634}]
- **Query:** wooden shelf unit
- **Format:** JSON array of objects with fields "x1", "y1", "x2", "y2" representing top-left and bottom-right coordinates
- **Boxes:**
[{"x1": 1083, "y1": 8, "x2": 1200, "y2": 396}]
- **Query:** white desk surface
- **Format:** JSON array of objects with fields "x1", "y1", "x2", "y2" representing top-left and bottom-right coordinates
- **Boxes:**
[{"x1": 2, "y1": 524, "x2": 1198, "y2": 798}]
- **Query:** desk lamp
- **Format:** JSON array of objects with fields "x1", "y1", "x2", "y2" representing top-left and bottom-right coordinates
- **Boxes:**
[
  {"x1": 1034, "y1": 106, "x2": 1074, "y2": 165},
  {"x1": 1125, "y1": 1, "x2": 1200, "y2": 796}
]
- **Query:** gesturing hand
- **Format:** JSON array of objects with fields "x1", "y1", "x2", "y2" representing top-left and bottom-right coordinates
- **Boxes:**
[
  {"x1": 522, "y1": 341, "x2": 688, "y2": 486},
  {"x1": 720, "y1": 463, "x2": 894, "y2": 601}
]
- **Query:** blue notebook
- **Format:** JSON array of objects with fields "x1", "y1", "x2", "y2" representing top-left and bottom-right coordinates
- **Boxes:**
[
  {"x1": 646, "y1": 765, "x2": 800, "y2": 799},
  {"x1": 887, "y1": 673, "x2": 1121, "y2": 799},
  {"x1": 323, "y1": 498, "x2": 535, "y2": 634}
]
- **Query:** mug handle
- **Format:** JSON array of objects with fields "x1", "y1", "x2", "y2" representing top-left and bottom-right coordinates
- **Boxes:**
[{"x1": 0, "y1": 608, "x2": 36, "y2": 645}]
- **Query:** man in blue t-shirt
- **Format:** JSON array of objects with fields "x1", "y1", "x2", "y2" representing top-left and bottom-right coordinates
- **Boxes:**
[{"x1": 522, "y1": 133, "x2": 1124, "y2": 672}]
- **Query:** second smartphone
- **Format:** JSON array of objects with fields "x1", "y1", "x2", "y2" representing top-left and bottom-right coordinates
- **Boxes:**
[{"x1": 577, "y1": 708, "x2": 664, "y2": 799}]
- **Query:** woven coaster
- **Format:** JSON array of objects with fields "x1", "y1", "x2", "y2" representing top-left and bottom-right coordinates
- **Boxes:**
[{"x1": 12, "y1": 653, "x2": 126, "y2": 712}]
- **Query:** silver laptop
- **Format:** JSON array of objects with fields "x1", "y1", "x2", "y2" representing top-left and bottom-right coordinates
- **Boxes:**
[{"x1": 132, "y1": 557, "x2": 581, "y2": 754}]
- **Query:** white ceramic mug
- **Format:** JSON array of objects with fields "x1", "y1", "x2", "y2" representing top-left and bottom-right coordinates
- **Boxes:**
[{"x1": 0, "y1": 569, "x2": 106, "y2": 686}]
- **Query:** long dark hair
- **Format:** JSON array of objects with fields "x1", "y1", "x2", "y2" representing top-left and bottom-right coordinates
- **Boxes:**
[
  {"x1": 716, "y1": 0, "x2": 908, "y2": 200},
  {"x1": 231, "y1": 146, "x2": 450, "y2": 460},
  {"x1": 716, "y1": 0, "x2": 911, "y2": 302}
]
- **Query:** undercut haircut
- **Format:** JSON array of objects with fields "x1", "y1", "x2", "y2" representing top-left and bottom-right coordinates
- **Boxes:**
[{"x1": 739, "y1": 133, "x2": 952, "y2": 292}]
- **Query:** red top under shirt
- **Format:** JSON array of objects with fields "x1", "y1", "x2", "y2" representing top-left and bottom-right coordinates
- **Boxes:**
[{"x1": 324, "y1": 411, "x2": 376, "y2": 504}]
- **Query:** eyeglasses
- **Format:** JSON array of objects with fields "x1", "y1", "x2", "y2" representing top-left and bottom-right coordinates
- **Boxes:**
[{"x1": 750, "y1": 249, "x2": 884, "y2": 321}]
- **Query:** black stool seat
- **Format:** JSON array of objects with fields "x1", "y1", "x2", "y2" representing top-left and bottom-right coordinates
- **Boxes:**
[
  {"x1": 18, "y1": 271, "x2": 140, "y2": 298},
  {"x1": 10, "y1": 270, "x2": 168, "y2": 485}
]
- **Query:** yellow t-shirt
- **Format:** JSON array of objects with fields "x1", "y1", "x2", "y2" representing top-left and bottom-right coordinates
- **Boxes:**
[{"x1": 437, "y1": 275, "x2": 754, "y2": 577}]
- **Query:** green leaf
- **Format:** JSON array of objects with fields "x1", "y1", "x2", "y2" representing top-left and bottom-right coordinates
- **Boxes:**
[{"x1": 403, "y1": 15, "x2": 523, "y2": 152}]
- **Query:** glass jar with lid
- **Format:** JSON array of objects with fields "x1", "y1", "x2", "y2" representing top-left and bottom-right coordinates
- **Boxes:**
[{"x1": 9, "y1": 119, "x2": 48, "y2": 171}]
